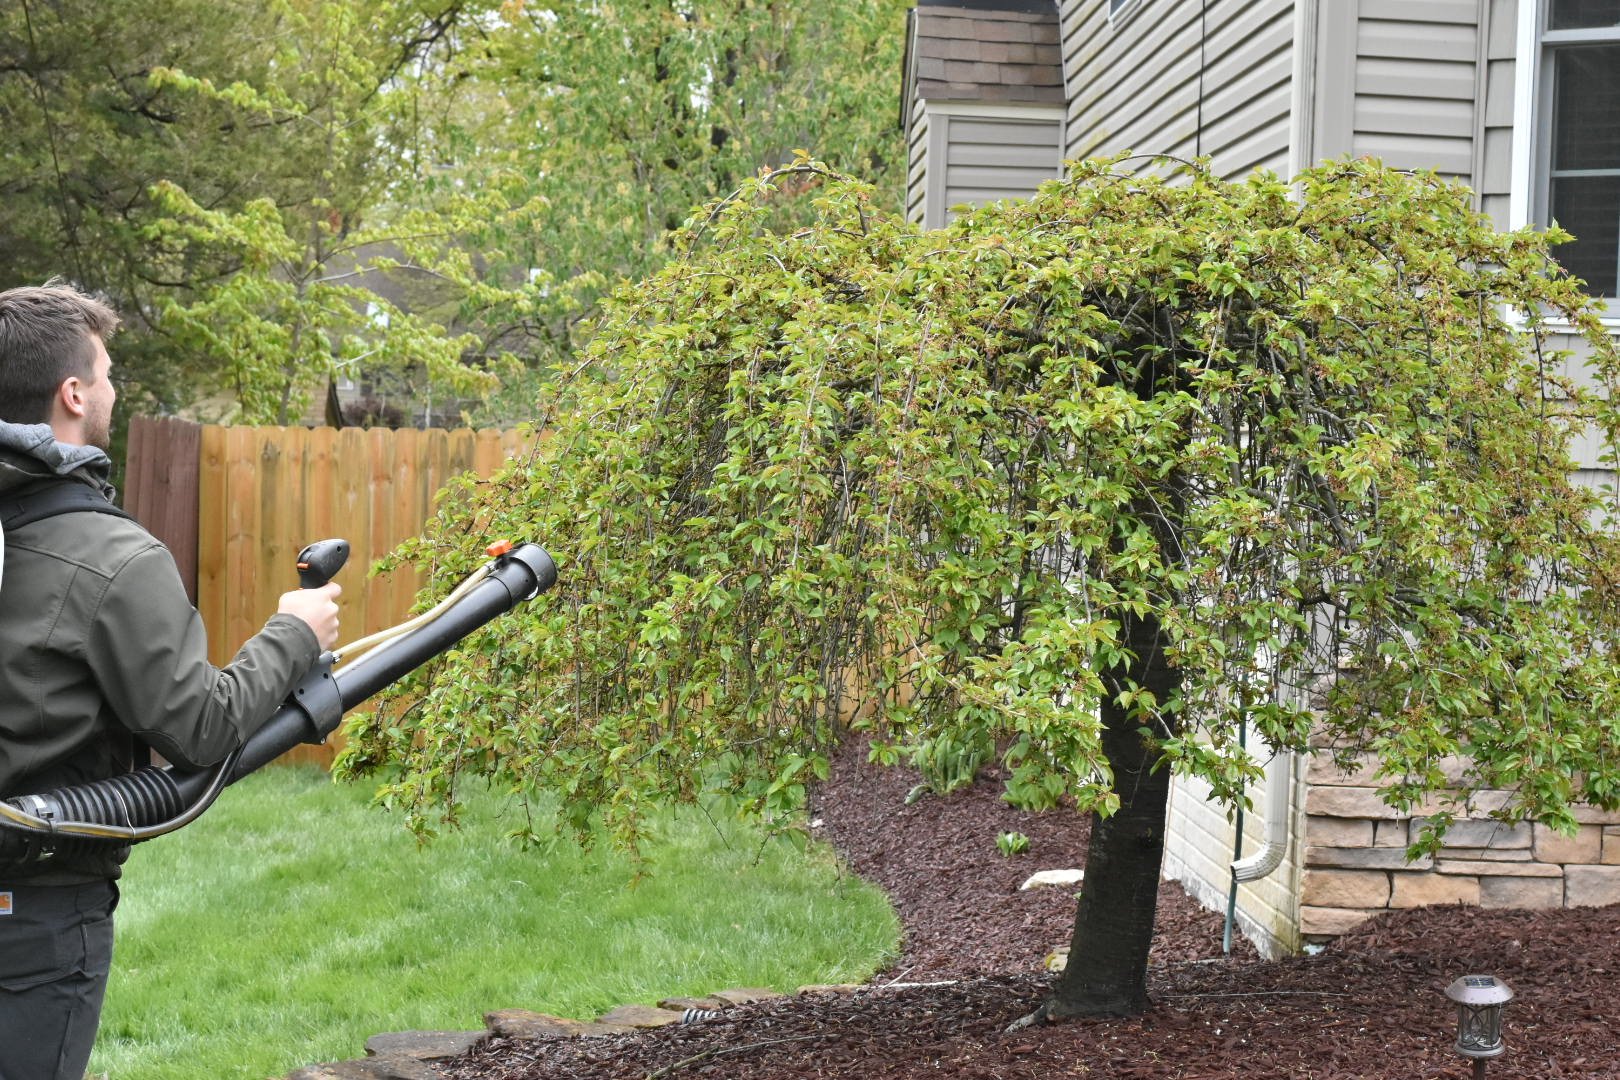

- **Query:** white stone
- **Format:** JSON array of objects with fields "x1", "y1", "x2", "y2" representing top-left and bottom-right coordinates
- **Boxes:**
[{"x1": 1019, "y1": 869, "x2": 1084, "y2": 891}]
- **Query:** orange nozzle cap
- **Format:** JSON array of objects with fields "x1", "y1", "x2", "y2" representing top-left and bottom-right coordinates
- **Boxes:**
[{"x1": 486, "y1": 539, "x2": 514, "y2": 558}]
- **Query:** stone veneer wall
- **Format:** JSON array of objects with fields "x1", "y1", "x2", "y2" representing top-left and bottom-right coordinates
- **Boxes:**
[{"x1": 1300, "y1": 749, "x2": 1620, "y2": 941}]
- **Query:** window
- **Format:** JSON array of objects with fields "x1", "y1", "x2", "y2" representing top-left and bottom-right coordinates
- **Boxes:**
[{"x1": 1539, "y1": 1, "x2": 1620, "y2": 297}]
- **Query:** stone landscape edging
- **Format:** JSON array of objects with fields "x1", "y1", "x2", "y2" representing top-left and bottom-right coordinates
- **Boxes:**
[{"x1": 282, "y1": 985, "x2": 860, "y2": 1079}]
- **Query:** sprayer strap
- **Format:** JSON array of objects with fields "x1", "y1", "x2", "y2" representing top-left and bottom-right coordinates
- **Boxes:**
[{"x1": 0, "y1": 480, "x2": 136, "y2": 531}]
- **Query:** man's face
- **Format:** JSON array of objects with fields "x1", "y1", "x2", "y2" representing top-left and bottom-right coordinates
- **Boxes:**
[{"x1": 82, "y1": 335, "x2": 115, "y2": 450}]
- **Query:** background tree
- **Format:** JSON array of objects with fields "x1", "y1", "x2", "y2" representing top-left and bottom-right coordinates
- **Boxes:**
[
  {"x1": 1, "y1": 0, "x2": 911, "y2": 425},
  {"x1": 341, "y1": 156, "x2": 1620, "y2": 1019},
  {"x1": 434, "y1": 0, "x2": 913, "y2": 421},
  {"x1": 0, "y1": 0, "x2": 491, "y2": 422}
]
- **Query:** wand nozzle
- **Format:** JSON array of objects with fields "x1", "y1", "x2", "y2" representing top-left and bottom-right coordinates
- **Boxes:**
[{"x1": 296, "y1": 539, "x2": 350, "y2": 589}]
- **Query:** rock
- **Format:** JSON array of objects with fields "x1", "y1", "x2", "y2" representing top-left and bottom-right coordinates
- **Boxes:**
[
  {"x1": 1565, "y1": 865, "x2": 1620, "y2": 906},
  {"x1": 1043, "y1": 946, "x2": 1069, "y2": 972},
  {"x1": 1305, "y1": 845, "x2": 1432, "y2": 871},
  {"x1": 1298, "y1": 905, "x2": 1377, "y2": 937},
  {"x1": 1533, "y1": 822, "x2": 1603, "y2": 864},
  {"x1": 1300, "y1": 868, "x2": 1390, "y2": 908},
  {"x1": 483, "y1": 1008, "x2": 635, "y2": 1039},
  {"x1": 1480, "y1": 875, "x2": 1563, "y2": 909},
  {"x1": 1389, "y1": 871, "x2": 1479, "y2": 908},
  {"x1": 596, "y1": 1004, "x2": 687, "y2": 1028},
  {"x1": 1019, "y1": 869, "x2": 1083, "y2": 891},
  {"x1": 712, "y1": 987, "x2": 785, "y2": 1005},
  {"x1": 364, "y1": 1031, "x2": 485, "y2": 1062},
  {"x1": 285, "y1": 1055, "x2": 437, "y2": 1080},
  {"x1": 658, "y1": 995, "x2": 729, "y2": 1012}
]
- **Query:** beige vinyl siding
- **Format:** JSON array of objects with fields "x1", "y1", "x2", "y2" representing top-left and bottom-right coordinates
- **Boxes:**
[
  {"x1": 1059, "y1": 0, "x2": 1293, "y2": 180},
  {"x1": 1348, "y1": 1, "x2": 1482, "y2": 180},
  {"x1": 936, "y1": 112, "x2": 1064, "y2": 220},
  {"x1": 907, "y1": 106, "x2": 1064, "y2": 228}
]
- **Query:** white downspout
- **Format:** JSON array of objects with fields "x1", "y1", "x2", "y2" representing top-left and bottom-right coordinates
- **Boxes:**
[{"x1": 1232, "y1": 748, "x2": 1292, "y2": 883}]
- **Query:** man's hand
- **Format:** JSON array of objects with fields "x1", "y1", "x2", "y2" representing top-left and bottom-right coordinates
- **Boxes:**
[{"x1": 278, "y1": 582, "x2": 342, "y2": 651}]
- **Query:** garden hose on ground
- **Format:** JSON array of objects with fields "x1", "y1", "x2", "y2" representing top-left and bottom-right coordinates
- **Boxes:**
[{"x1": 0, "y1": 540, "x2": 556, "y2": 869}]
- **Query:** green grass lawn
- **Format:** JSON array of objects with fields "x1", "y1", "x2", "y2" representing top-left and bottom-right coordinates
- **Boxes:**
[{"x1": 91, "y1": 766, "x2": 898, "y2": 1080}]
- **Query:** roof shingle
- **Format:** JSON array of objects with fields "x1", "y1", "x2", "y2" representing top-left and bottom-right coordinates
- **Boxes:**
[{"x1": 907, "y1": 2, "x2": 1065, "y2": 106}]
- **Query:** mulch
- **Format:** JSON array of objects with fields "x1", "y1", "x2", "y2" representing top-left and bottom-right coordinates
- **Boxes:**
[{"x1": 436, "y1": 743, "x2": 1620, "y2": 1079}]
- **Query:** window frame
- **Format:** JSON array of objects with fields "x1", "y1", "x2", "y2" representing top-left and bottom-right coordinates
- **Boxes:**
[
  {"x1": 1108, "y1": 0, "x2": 1146, "y2": 26},
  {"x1": 1513, "y1": 0, "x2": 1620, "y2": 319}
]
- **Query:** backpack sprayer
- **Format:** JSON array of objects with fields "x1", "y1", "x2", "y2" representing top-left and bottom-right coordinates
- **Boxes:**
[{"x1": 0, "y1": 537, "x2": 557, "y2": 869}]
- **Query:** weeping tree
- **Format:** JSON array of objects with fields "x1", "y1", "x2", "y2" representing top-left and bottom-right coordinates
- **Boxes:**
[{"x1": 340, "y1": 156, "x2": 1620, "y2": 1018}]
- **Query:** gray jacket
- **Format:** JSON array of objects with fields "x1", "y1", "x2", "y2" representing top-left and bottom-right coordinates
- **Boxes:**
[{"x1": 0, "y1": 422, "x2": 318, "y2": 884}]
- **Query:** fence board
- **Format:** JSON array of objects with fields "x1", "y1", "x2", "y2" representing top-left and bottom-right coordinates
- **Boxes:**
[
  {"x1": 165, "y1": 422, "x2": 202, "y2": 603},
  {"x1": 122, "y1": 416, "x2": 203, "y2": 603},
  {"x1": 197, "y1": 425, "x2": 228, "y2": 660}
]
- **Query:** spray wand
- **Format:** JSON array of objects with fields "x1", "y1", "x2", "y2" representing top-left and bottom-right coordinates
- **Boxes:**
[{"x1": 0, "y1": 538, "x2": 556, "y2": 868}]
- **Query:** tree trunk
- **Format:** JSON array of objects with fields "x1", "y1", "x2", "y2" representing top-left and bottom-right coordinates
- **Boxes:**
[{"x1": 1045, "y1": 608, "x2": 1180, "y2": 1019}]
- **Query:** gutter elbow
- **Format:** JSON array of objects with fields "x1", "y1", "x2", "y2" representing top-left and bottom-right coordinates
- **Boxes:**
[{"x1": 1231, "y1": 750, "x2": 1293, "y2": 883}]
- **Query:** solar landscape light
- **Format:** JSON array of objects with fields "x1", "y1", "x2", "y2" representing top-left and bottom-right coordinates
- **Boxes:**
[{"x1": 1443, "y1": 974, "x2": 1515, "y2": 1078}]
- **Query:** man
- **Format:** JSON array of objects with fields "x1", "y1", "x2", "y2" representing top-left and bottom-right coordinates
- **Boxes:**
[{"x1": 0, "y1": 281, "x2": 341, "y2": 1079}]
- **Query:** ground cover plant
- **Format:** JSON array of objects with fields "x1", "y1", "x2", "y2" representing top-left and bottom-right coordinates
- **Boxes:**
[
  {"x1": 346, "y1": 155, "x2": 1620, "y2": 1021},
  {"x1": 91, "y1": 766, "x2": 897, "y2": 1080}
]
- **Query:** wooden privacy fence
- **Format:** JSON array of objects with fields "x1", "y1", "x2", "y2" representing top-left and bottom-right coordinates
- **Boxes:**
[
  {"x1": 125, "y1": 417, "x2": 537, "y2": 764},
  {"x1": 124, "y1": 417, "x2": 202, "y2": 604}
]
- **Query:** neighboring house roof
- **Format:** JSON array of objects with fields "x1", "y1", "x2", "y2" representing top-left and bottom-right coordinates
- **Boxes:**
[{"x1": 903, "y1": 0, "x2": 1064, "y2": 110}]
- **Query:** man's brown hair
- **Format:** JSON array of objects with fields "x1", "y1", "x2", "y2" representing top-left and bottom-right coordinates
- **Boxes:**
[{"x1": 0, "y1": 280, "x2": 121, "y2": 425}]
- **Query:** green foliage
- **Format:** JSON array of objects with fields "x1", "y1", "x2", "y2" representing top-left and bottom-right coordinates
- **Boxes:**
[
  {"x1": 2, "y1": 0, "x2": 909, "y2": 423},
  {"x1": 340, "y1": 156, "x2": 1620, "y2": 859},
  {"x1": 443, "y1": 0, "x2": 914, "y2": 423},
  {"x1": 902, "y1": 729, "x2": 995, "y2": 802},
  {"x1": 996, "y1": 831, "x2": 1031, "y2": 857}
]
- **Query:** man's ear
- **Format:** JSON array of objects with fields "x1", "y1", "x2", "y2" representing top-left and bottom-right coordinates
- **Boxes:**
[
  {"x1": 56, "y1": 375, "x2": 89, "y2": 419},
  {"x1": 48, "y1": 374, "x2": 89, "y2": 443}
]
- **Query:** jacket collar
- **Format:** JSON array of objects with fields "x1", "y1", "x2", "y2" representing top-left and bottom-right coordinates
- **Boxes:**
[{"x1": 0, "y1": 421, "x2": 113, "y2": 497}]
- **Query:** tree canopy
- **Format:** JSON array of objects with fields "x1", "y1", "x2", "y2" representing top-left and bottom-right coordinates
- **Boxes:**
[{"x1": 340, "y1": 155, "x2": 1620, "y2": 1015}]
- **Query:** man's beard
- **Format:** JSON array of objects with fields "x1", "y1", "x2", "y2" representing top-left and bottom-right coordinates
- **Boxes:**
[{"x1": 84, "y1": 405, "x2": 112, "y2": 450}]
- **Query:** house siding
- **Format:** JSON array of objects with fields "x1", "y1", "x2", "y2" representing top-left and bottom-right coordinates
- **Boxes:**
[
  {"x1": 939, "y1": 112, "x2": 1066, "y2": 216},
  {"x1": 1059, "y1": 0, "x2": 1294, "y2": 180},
  {"x1": 903, "y1": 5, "x2": 1067, "y2": 228},
  {"x1": 1163, "y1": 755, "x2": 1306, "y2": 960},
  {"x1": 1312, "y1": 0, "x2": 1486, "y2": 186}
]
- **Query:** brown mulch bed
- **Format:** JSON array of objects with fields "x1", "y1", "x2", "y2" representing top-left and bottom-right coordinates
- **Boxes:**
[{"x1": 437, "y1": 744, "x2": 1620, "y2": 1079}]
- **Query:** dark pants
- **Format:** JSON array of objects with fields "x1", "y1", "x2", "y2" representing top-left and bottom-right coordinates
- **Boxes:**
[{"x1": 0, "y1": 880, "x2": 117, "y2": 1080}]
